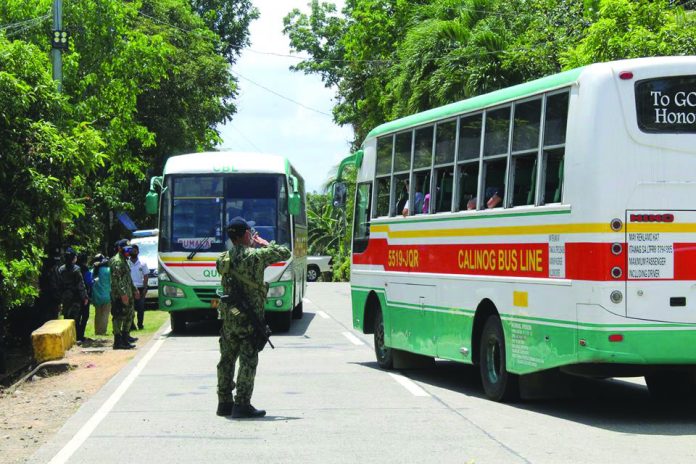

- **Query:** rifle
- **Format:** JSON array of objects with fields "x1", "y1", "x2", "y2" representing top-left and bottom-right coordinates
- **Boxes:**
[{"x1": 217, "y1": 290, "x2": 274, "y2": 350}]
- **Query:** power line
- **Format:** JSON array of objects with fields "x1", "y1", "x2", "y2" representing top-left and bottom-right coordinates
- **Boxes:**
[
  {"x1": 226, "y1": 123, "x2": 264, "y2": 152},
  {"x1": 0, "y1": 14, "x2": 50, "y2": 32},
  {"x1": 232, "y1": 71, "x2": 333, "y2": 117}
]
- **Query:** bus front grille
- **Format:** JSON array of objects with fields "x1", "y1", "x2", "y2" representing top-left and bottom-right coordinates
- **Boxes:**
[{"x1": 193, "y1": 287, "x2": 219, "y2": 303}]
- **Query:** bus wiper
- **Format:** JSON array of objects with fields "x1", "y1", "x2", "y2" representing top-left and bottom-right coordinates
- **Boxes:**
[{"x1": 187, "y1": 227, "x2": 216, "y2": 260}]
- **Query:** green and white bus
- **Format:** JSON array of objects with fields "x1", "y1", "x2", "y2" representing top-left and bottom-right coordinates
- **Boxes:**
[
  {"x1": 344, "y1": 56, "x2": 696, "y2": 401},
  {"x1": 146, "y1": 151, "x2": 308, "y2": 333}
]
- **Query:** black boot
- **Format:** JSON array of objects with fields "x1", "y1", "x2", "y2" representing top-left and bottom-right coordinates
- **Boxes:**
[
  {"x1": 114, "y1": 335, "x2": 135, "y2": 350},
  {"x1": 127, "y1": 334, "x2": 138, "y2": 343},
  {"x1": 231, "y1": 403, "x2": 266, "y2": 419},
  {"x1": 216, "y1": 402, "x2": 233, "y2": 416}
]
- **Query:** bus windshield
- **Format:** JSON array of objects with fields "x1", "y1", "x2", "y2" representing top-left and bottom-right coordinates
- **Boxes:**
[{"x1": 160, "y1": 174, "x2": 291, "y2": 253}]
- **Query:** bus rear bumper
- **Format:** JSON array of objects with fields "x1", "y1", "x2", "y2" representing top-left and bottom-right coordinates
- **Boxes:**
[{"x1": 577, "y1": 326, "x2": 696, "y2": 366}]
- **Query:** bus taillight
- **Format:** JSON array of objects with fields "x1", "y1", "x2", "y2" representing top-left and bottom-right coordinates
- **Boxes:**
[
  {"x1": 608, "y1": 334, "x2": 624, "y2": 342},
  {"x1": 619, "y1": 71, "x2": 633, "y2": 80}
]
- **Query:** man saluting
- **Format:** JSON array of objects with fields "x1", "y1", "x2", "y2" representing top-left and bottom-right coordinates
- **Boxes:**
[{"x1": 216, "y1": 217, "x2": 291, "y2": 418}]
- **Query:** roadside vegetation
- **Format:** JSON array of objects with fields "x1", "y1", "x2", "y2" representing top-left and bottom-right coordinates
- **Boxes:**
[{"x1": 0, "y1": 0, "x2": 257, "y2": 347}]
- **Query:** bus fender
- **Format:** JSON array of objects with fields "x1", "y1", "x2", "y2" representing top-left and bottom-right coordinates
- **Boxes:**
[{"x1": 362, "y1": 291, "x2": 381, "y2": 334}]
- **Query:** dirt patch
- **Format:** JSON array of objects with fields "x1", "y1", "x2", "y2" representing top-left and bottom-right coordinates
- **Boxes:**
[{"x1": 0, "y1": 335, "x2": 156, "y2": 464}]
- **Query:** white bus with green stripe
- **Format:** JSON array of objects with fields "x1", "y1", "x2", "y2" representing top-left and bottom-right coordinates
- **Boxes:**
[
  {"x1": 340, "y1": 57, "x2": 696, "y2": 401},
  {"x1": 146, "y1": 151, "x2": 308, "y2": 333}
]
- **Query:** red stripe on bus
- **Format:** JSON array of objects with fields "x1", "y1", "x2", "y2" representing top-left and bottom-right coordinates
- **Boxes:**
[
  {"x1": 674, "y1": 243, "x2": 696, "y2": 279},
  {"x1": 355, "y1": 239, "x2": 696, "y2": 281}
]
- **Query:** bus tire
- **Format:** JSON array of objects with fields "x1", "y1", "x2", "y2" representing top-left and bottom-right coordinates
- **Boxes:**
[
  {"x1": 479, "y1": 316, "x2": 519, "y2": 402},
  {"x1": 292, "y1": 301, "x2": 304, "y2": 319},
  {"x1": 307, "y1": 265, "x2": 320, "y2": 282},
  {"x1": 374, "y1": 310, "x2": 393, "y2": 369},
  {"x1": 645, "y1": 372, "x2": 696, "y2": 400},
  {"x1": 274, "y1": 311, "x2": 292, "y2": 333},
  {"x1": 170, "y1": 312, "x2": 186, "y2": 334}
]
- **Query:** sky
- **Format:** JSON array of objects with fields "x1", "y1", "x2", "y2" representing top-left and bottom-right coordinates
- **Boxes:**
[{"x1": 217, "y1": 0, "x2": 353, "y2": 193}]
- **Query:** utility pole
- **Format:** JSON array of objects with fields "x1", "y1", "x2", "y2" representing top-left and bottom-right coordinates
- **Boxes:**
[{"x1": 51, "y1": 0, "x2": 66, "y2": 91}]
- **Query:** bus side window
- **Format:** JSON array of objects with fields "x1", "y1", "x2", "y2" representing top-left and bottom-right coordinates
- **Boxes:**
[
  {"x1": 482, "y1": 107, "x2": 511, "y2": 209},
  {"x1": 510, "y1": 98, "x2": 542, "y2": 207},
  {"x1": 375, "y1": 177, "x2": 391, "y2": 217},
  {"x1": 541, "y1": 92, "x2": 569, "y2": 204},
  {"x1": 375, "y1": 135, "x2": 394, "y2": 217},
  {"x1": 457, "y1": 113, "x2": 482, "y2": 210},
  {"x1": 413, "y1": 125, "x2": 433, "y2": 215}
]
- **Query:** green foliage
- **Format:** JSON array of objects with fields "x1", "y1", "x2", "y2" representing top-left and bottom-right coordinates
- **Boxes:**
[
  {"x1": 562, "y1": 0, "x2": 696, "y2": 68},
  {"x1": 0, "y1": 0, "x2": 256, "y2": 327}
]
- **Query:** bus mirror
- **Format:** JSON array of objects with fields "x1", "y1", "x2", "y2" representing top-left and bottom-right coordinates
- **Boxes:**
[
  {"x1": 333, "y1": 182, "x2": 347, "y2": 209},
  {"x1": 145, "y1": 190, "x2": 159, "y2": 215},
  {"x1": 288, "y1": 193, "x2": 301, "y2": 216},
  {"x1": 290, "y1": 175, "x2": 299, "y2": 193}
]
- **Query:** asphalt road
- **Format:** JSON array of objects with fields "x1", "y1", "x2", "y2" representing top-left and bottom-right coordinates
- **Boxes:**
[{"x1": 31, "y1": 283, "x2": 696, "y2": 464}]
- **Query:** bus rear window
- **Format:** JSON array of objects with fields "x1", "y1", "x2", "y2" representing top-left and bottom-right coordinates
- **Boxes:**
[{"x1": 636, "y1": 76, "x2": 696, "y2": 133}]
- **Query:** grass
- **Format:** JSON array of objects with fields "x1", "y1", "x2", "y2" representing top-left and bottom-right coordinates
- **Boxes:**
[{"x1": 82, "y1": 305, "x2": 170, "y2": 340}]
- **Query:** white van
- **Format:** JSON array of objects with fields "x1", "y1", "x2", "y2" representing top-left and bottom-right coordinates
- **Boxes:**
[{"x1": 131, "y1": 229, "x2": 159, "y2": 305}]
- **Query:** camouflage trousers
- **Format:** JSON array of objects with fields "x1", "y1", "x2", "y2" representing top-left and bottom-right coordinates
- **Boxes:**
[
  {"x1": 111, "y1": 299, "x2": 134, "y2": 336},
  {"x1": 61, "y1": 301, "x2": 81, "y2": 323},
  {"x1": 217, "y1": 317, "x2": 259, "y2": 405}
]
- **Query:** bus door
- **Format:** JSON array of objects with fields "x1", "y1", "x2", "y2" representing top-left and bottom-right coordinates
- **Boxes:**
[{"x1": 625, "y1": 210, "x2": 696, "y2": 323}]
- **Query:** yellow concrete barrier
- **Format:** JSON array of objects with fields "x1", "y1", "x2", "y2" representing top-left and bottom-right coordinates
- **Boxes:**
[{"x1": 31, "y1": 319, "x2": 76, "y2": 363}]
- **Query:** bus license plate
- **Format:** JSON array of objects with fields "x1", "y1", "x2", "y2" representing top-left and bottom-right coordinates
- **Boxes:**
[{"x1": 210, "y1": 299, "x2": 220, "y2": 309}]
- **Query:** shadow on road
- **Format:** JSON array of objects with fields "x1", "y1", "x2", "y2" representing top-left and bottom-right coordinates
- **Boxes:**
[{"x1": 355, "y1": 360, "x2": 696, "y2": 435}]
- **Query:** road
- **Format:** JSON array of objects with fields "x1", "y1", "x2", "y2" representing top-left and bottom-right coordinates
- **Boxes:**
[{"x1": 31, "y1": 283, "x2": 696, "y2": 464}]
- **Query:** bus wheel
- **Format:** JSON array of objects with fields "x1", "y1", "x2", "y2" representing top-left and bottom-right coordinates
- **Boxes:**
[
  {"x1": 274, "y1": 311, "x2": 292, "y2": 333},
  {"x1": 170, "y1": 312, "x2": 186, "y2": 334},
  {"x1": 307, "y1": 265, "x2": 319, "y2": 282},
  {"x1": 292, "y1": 301, "x2": 304, "y2": 320},
  {"x1": 479, "y1": 316, "x2": 519, "y2": 402},
  {"x1": 645, "y1": 372, "x2": 696, "y2": 400},
  {"x1": 374, "y1": 310, "x2": 393, "y2": 369}
]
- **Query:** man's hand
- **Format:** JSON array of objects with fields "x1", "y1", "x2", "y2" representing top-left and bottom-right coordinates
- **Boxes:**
[
  {"x1": 83, "y1": 298, "x2": 89, "y2": 306},
  {"x1": 120, "y1": 294, "x2": 129, "y2": 305},
  {"x1": 253, "y1": 234, "x2": 269, "y2": 247},
  {"x1": 134, "y1": 291, "x2": 141, "y2": 300}
]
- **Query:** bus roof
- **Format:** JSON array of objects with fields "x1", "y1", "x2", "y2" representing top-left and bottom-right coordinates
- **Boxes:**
[
  {"x1": 163, "y1": 151, "x2": 292, "y2": 176},
  {"x1": 365, "y1": 67, "x2": 585, "y2": 140}
]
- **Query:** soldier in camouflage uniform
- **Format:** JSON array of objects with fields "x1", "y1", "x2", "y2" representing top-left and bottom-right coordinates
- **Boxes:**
[
  {"x1": 110, "y1": 239, "x2": 138, "y2": 350},
  {"x1": 216, "y1": 217, "x2": 291, "y2": 418},
  {"x1": 58, "y1": 248, "x2": 88, "y2": 327}
]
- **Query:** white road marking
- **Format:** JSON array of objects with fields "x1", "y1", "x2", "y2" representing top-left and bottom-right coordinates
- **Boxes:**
[
  {"x1": 48, "y1": 331, "x2": 170, "y2": 464},
  {"x1": 388, "y1": 373, "x2": 430, "y2": 397},
  {"x1": 316, "y1": 310, "x2": 330, "y2": 319},
  {"x1": 342, "y1": 331, "x2": 365, "y2": 345}
]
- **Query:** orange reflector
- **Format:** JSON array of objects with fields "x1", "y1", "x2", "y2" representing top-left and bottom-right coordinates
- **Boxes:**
[
  {"x1": 608, "y1": 334, "x2": 624, "y2": 342},
  {"x1": 619, "y1": 71, "x2": 633, "y2": 80}
]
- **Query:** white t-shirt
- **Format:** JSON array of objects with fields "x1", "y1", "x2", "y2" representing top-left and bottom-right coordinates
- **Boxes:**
[{"x1": 129, "y1": 258, "x2": 149, "y2": 289}]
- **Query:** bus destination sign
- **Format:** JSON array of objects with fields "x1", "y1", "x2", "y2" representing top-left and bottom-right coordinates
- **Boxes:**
[{"x1": 635, "y1": 75, "x2": 696, "y2": 133}]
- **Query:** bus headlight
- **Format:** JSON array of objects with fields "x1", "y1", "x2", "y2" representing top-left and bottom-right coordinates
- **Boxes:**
[
  {"x1": 158, "y1": 268, "x2": 171, "y2": 281},
  {"x1": 162, "y1": 285, "x2": 184, "y2": 297},
  {"x1": 267, "y1": 286, "x2": 286, "y2": 298}
]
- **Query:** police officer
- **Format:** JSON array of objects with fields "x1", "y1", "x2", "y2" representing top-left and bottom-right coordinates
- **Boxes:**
[
  {"x1": 110, "y1": 239, "x2": 137, "y2": 350},
  {"x1": 216, "y1": 217, "x2": 291, "y2": 418},
  {"x1": 58, "y1": 248, "x2": 88, "y2": 330}
]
